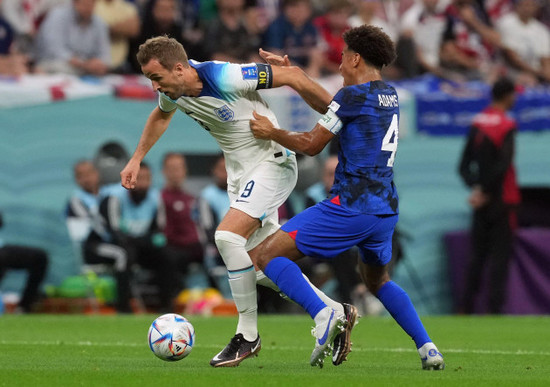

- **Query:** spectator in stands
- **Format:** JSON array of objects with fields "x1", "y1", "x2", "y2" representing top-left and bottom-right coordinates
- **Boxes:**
[
  {"x1": 66, "y1": 160, "x2": 103, "y2": 221},
  {"x1": 497, "y1": 0, "x2": 550, "y2": 86},
  {"x1": 313, "y1": 0, "x2": 353, "y2": 76},
  {"x1": 348, "y1": 0, "x2": 411, "y2": 79},
  {"x1": 399, "y1": 0, "x2": 448, "y2": 78},
  {"x1": 254, "y1": 0, "x2": 281, "y2": 25},
  {"x1": 348, "y1": 0, "x2": 400, "y2": 43},
  {"x1": 94, "y1": 0, "x2": 141, "y2": 73},
  {"x1": 161, "y1": 152, "x2": 205, "y2": 279},
  {"x1": 484, "y1": 0, "x2": 514, "y2": 23},
  {"x1": 0, "y1": 3, "x2": 30, "y2": 76},
  {"x1": 538, "y1": 0, "x2": 550, "y2": 29},
  {"x1": 85, "y1": 162, "x2": 178, "y2": 312},
  {"x1": 65, "y1": 159, "x2": 124, "y2": 236},
  {"x1": 243, "y1": 0, "x2": 270, "y2": 38},
  {"x1": 34, "y1": 0, "x2": 111, "y2": 75},
  {"x1": 440, "y1": 0, "x2": 502, "y2": 81},
  {"x1": 179, "y1": 0, "x2": 205, "y2": 61},
  {"x1": 202, "y1": 0, "x2": 261, "y2": 63},
  {"x1": 458, "y1": 77, "x2": 521, "y2": 314},
  {"x1": 66, "y1": 160, "x2": 130, "y2": 311},
  {"x1": 129, "y1": 0, "x2": 202, "y2": 73},
  {"x1": 262, "y1": 0, "x2": 322, "y2": 78},
  {"x1": 0, "y1": 212, "x2": 49, "y2": 313},
  {"x1": 0, "y1": 0, "x2": 66, "y2": 56}
]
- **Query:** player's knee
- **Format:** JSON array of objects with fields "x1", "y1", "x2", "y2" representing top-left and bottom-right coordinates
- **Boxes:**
[
  {"x1": 214, "y1": 230, "x2": 249, "y2": 269},
  {"x1": 361, "y1": 264, "x2": 391, "y2": 295},
  {"x1": 214, "y1": 230, "x2": 246, "y2": 252},
  {"x1": 255, "y1": 250, "x2": 271, "y2": 271}
]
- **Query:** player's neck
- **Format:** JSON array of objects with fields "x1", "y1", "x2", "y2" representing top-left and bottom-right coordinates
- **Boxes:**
[
  {"x1": 353, "y1": 67, "x2": 382, "y2": 85},
  {"x1": 183, "y1": 67, "x2": 203, "y2": 97}
]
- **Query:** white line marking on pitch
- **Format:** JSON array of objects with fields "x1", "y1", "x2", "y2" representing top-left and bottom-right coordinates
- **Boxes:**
[{"x1": 1, "y1": 340, "x2": 549, "y2": 356}]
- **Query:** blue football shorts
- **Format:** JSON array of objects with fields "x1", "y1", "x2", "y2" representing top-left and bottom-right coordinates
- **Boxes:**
[{"x1": 281, "y1": 199, "x2": 398, "y2": 266}]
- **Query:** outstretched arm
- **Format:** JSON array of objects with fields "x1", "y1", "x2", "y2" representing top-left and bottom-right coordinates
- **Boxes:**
[
  {"x1": 250, "y1": 111, "x2": 334, "y2": 156},
  {"x1": 260, "y1": 48, "x2": 332, "y2": 114},
  {"x1": 120, "y1": 107, "x2": 175, "y2": 189}
]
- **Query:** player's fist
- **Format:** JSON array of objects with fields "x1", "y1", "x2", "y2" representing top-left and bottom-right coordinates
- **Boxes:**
[
  {"x1": 250, "y1": 110, "x2": 274, "y2": 140},
  {"x1": 120, "y1": 159, "x2": 140, "y2": 189}
]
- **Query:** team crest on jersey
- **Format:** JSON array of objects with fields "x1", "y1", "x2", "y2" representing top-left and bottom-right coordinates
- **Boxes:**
[
  {"x1": 215, "y1": 105, "x2": 234, "y2": 121},
  {"x1": 241, "y1": 65, "x2": 257, "y2": 80}
]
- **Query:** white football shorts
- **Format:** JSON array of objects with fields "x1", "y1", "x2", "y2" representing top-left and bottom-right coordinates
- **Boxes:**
[{"x1": 229, "y1": 154, "x2": 297, "y2": 228}]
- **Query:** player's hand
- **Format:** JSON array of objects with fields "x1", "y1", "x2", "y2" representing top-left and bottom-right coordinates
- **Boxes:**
[
  {"x1": 468, "y1": 186, "x2": 489, "y2": 209},
  {"x1": 259, "y1": 48, "x2": 291, "y2": 67},
  {"x1": 250, "y1": 111, "x2": 274, "y2": 140},
  {"x1": 120, "y1": 159, "x2": 140, "y2": 190}
]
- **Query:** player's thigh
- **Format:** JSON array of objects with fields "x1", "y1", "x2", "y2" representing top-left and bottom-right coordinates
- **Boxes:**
[
  {"x1": 246, "y1": 213, "x2": 279, "y2": 251},
  {"x1": 251, "y1": 229, "x2": 304, "y2": 269},
  {"x1": 357, "y1": 214, "x2": 398, "y2": 267},
  {"x1": 281, "y1": 202, "x2": 370, "y2": 259},
  {"x1": 217, "y1": 207, "x2": 262, "y2": 239},
  {"x1": 230, "y1": 160, "x2": 297, "y2": 224}
]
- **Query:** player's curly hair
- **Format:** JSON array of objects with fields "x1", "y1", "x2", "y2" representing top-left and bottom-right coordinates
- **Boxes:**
[
  {"x1": 137, "y1": 36, "x2": 189, "y2": 70},
  {"x1": 343, "y1": 25, "x2": 396, "y2": 69}
]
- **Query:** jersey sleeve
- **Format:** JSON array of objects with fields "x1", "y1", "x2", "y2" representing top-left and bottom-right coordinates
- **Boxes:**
[
  {"x1": 158, "y1": 92, "x2": 177, "y2": 113},
  {"x1": 217, "y1": 62, "x2": 273, "y2": 94}
]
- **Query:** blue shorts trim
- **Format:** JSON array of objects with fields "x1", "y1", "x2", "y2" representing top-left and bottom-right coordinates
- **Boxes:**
[{"x1": 281, "y1": 200, "x2": 398, "y2": 266}]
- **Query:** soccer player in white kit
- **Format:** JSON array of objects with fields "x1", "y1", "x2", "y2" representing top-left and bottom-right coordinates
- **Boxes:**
[{"x1": 120, "y1": 36, "x2": 352, "y2": 367}]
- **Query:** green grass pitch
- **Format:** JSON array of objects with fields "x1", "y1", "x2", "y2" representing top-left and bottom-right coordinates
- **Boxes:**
[{"x1": 0, "y1": 314, "x2": 549, "y2": 386}]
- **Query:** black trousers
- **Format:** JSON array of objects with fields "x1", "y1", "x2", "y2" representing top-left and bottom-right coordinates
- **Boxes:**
[
  {"x1": 462, "y1": 202, "x2": 516, "y2": 314},
  {"x1": 84, "y1": 237, "x2": 178, "y2": 312},
  {"x1": 0, "y1": 245, "x2": 48, "y2": 312}
]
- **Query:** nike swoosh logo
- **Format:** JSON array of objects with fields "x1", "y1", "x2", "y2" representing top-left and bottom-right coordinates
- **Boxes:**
[
  {"x1": 317, "y1": 310, "x2": 335, "y2": 345},
  {"x1": 235, "y1": 199, "x2": 249, "y2": 203}
]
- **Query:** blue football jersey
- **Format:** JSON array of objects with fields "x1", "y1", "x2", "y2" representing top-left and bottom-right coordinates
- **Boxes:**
[{"x1": 327, "y1": 81, "x2": 399, "y2": 215}]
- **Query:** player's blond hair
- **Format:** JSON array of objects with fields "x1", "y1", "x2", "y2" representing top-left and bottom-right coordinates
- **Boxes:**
[{"x1": 137, "y1": 36, "x2": 189, "y2": 70}]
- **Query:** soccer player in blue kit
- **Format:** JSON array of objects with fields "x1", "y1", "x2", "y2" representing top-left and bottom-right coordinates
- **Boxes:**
[{"x1": 250, "y1": 25, "x2": 445, "y2": 369}]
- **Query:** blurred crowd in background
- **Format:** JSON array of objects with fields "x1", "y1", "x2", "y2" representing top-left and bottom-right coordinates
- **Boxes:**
[{"x1": 1, "y1": 0, "x2": 550, "y2": 87}]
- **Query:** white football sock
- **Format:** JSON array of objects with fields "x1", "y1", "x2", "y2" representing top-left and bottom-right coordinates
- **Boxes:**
[
  {"x1": 215, "y1": 231, "x2": 258, "y2": 341},
  {"x1": 256, "y1": 268, "x2": 344, "y2": 314},
  {"x1": 256, "y1": 270, "x2": 280, "y2": 291},
  {"x1": 303, "y1": 274, "x2": 344, "y2": 314},
  {"x1": 228, "y1": 269, "x2": 258, "y2": 341}
]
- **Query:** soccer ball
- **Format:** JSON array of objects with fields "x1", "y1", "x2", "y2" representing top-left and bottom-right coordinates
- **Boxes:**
[{"x1": 148, "y1": 313, "x2": 195, "y2": 361}]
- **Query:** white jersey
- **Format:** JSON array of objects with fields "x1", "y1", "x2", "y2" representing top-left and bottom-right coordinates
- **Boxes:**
[{"x1": 158, "y1": 60, "x2": 294, "y2": 192}]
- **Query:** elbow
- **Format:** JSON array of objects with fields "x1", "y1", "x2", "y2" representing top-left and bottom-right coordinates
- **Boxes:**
[{"x1": 302, "y1": 142, "x2": 324, "y2": 157}]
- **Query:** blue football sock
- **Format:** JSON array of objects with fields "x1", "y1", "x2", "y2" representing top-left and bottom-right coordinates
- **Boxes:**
[
  {"x1": 377, "y1": 281, "x2": 431, "y2": 348},
  {"x1": 264, "y1": 257, "x2": 326, "y2": 318}
]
